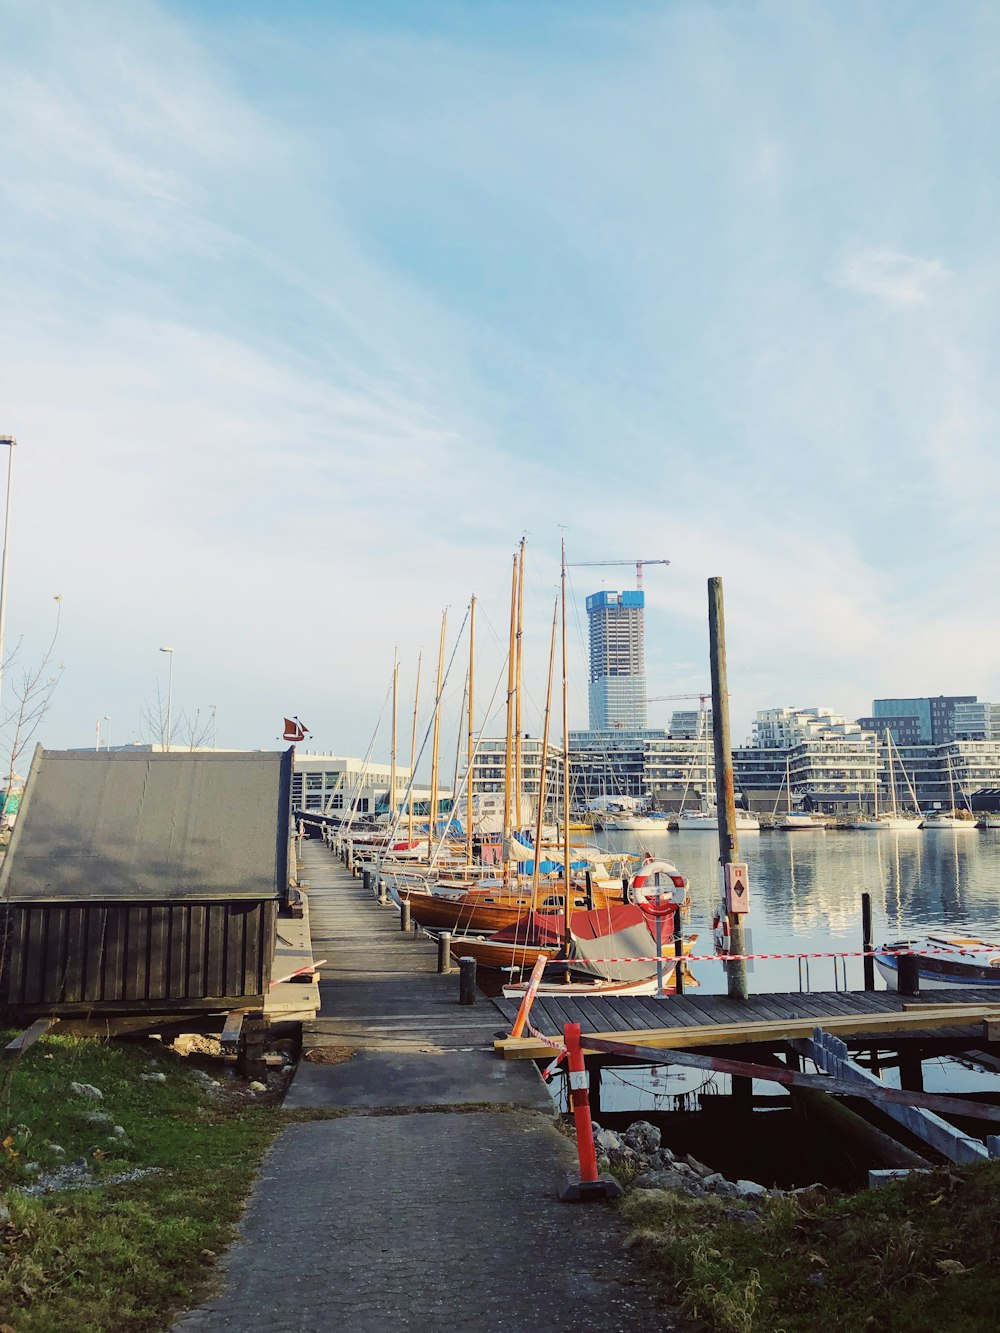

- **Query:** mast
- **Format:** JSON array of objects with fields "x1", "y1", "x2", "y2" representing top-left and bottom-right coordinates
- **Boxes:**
[
  {"x1": 466, "y1": 594, "x2": 476, "y2": 866},
  {"x1": 515, "y1": 537, "x2": 525, "y2": 834},
  {"x1": 390, "y1": 648, "x2": 398, "y2": 826},
  {"x1": 885, "y1": 729, "x2": 898, "y2": 816},
  {"x1": 427, "y1": 610, "x2": 447, "y2": 864},
  {"x1": 530, "y1": 598, "x2": 559, "y2": 908},
  {"x1": 407, "y1": 651, "x2": 422, "y2": 846},
  {"x1": 502, "y1": 554, "x2": 518, "y2": 876},
  {"x1": 872, "y1": 733, "x2": 879, "y2": 820},
  {"x1": 561, "y1": 540, "x2": 572, "y2": 953}
]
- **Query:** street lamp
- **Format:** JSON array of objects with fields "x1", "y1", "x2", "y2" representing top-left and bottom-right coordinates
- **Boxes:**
[
  {"x1": 159, "y1": 647, "x2": 174, "y2": 751},
  {"x1": 209, "y1": 703, "x2": 217, "y2": 750},
  {"x1": 104, "y1": 715, "x2": 112, "y2": 751},
  {"x1": 0, "y1": 436, "x2": 17, "y2": 722}
]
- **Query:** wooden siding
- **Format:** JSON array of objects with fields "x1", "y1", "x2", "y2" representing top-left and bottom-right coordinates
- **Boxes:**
[{"x1": 3, "y1": 900, "x2": 276, "y2": 1010}]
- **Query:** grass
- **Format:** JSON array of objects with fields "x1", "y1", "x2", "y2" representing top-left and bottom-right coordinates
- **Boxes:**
[
  {"x1": 621, "y1": 1163, "x2": 1000, "y2": 1332},
  {"x1": 0, "y1": 1031, "x2": 283, "y2": 1332}
]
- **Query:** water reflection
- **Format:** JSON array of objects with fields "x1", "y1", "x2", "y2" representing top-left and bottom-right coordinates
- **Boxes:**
[{"x1": 594, "y1": 828, "x2": 1000, "y2": 995}]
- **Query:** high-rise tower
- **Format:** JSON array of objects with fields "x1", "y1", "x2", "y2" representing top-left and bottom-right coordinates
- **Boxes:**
[{"x1": 586, "y1": 590, "x2": 647, "y2": 730}]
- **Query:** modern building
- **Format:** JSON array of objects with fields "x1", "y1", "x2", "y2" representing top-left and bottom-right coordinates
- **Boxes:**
[
  {"x1": 586, "y1": 590, "x2": 647, "y2": 730},
  {"x1": 952, "y1": 701, "x2": 1000, "y2": 741},
  {"x1": 859, "y1": 696, "x2": 977, "y2": 746}
]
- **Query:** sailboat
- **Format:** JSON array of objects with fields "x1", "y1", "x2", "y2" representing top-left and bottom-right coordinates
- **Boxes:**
[
  {"x1": 855, "y1": 730, "x2": 922, "y2": 829},
  {"x1": 920, "y1": 751, "x2": 976, "y2": 830},
  {"x1": 674, "y1": 703, "x2": 759, "y2": 832},
  {"x1": 773, "y1": 756, "x2": 822, "y2": 830}
]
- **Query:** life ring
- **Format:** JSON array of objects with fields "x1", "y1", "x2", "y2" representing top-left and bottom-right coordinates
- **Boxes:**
[{"x1": 630, "y1": 860, "x2": 686, "y2": 911}]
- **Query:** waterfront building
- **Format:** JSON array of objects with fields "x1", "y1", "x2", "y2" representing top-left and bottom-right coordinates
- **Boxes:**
[
  {"x1": 586, "y1": 590, "x2": 647, "y2": 730},
  {"x1": 291, "y1": 752, "x2": 424, "y2": 817},
  {"x1": 461, "y1": 735, "x2": 566, "y2": 819},
  {"x1": 669, "y1": 708, "x2": 712, "y2": 739},
  {"x1": 753, "y1": 706, "x2": 869, "y2": 748},
  {"x1": 859, "y1": 695, "x2": 977, "y2": 745},
  {"x1": 953, "y1": 701, "x2": 1000, "y2": 741}
]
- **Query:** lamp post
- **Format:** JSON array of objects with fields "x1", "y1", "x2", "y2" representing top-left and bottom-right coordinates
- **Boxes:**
[
  {"x1": 159, "y1": 647, "x2": 174, "y2": 751},
  {"x1": 104, "y1": 715, "x2": 112, "y2": 751},
  {"x1": 0, "y1": 436, "x2": 16, "y2": 723},
  {"x1": 209, "y1": 703, "x2": 217, "y2": 750}
]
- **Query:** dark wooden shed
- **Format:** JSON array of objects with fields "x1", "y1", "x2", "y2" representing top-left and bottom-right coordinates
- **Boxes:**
[{"x1": 0, "y1": 747, "x2": 292, "y2": 1017}]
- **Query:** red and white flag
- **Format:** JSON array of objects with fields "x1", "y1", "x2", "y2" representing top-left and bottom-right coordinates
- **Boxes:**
[{"x1": 282, "y1": 717, "x2": 310, "y2": 742}]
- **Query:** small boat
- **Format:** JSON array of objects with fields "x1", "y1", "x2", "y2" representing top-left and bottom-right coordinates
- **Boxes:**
[
  {"x1": 601, "y1": 812, "x2": 671, "y2": 832},
  {"x1": 676, "y1": 807, "x2": 760, "y2": 833},
  {"x1": 876, "y1": 936, "x2": 1000, "y2": 989},
  {"x1": 977, "y1": 814, "x2": 1000, "y2": 829},
  {"x1": 919, "y1": 812, "x2": 976, "y2": 830},
  {"x1": 773, "y1": 758, "x2": 823, "y2": 830}
]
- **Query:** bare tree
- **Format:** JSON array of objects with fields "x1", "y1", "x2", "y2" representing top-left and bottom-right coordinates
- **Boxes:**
[
  {"x1": 139, "y1": 689, "x2": 215, "y2": 751},
  {"x1": 2, "y1": 596, "x2": 64, "y2": 827}
]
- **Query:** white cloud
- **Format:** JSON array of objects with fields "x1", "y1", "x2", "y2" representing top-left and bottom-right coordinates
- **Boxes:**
[{"x1": 835, "y1": 247, "x2": 950, "y2": 307}]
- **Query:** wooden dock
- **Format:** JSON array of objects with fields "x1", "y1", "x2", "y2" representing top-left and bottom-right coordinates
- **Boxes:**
[{"x1": 492, "y1": 988, "x2": 1000, "y2": 1059}]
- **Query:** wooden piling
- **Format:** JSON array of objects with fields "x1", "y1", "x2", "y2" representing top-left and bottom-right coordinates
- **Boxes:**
[
  {"x1": 708, "y1": 576, "x2": 747, "y2": 1001},
  {"x1": 898, "y1": 953, "x2": 920, "y2": 995},
  {"x1": 459, "y1": 956, "x2": 477, "y2": 1005},
  {"x1": 862, "y1": 893, "x2": 875, "y2": 991},
  {"x1": 400, "y1": 899, "x2": 411, "y2": 932},
  {"x1": 437, "y1": 932, "x2": 452, "y2": 973}
]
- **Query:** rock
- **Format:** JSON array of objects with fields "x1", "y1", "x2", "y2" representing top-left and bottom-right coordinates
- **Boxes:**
[
  {"x1": 593, "y1": 1127, "x2": 622, "y2": 1158},
  {"x1": 657, "y1": 1145, "x2": 676, "y2": 1165},
  {"x1": 248, "y1": 1080, "x2": 267, "y2": 1093},
  {"x1": 633, "y1": 1168, "x2": 704, "y2": 1195},
  {"x1": 45, "y1": 1143, "x2": 65, "y2": 1158},
  {"x1": 140, "y1": 1073, "x2": 167, "y2": 1084},
  {"x1": 622, "y1": 1120, "x2": 661, "y2": 1156},
  {"x1": 607, "y1": 1145, "x2": 641, "y2": 1171},
  {"x1": 683, "y1": 1153, "x2": 715, "y2": 1179},
  {"x1": 69, "y1": 1082, "x2": 103, "y2": 1101},
  {"x1": 703, "y1": 1175, "x2": 741, "y2": 1198},
  {"x1": 171, "y1": 1034, "x2": 224, "y2": 1059},
  {"x1": 80, "y1": 1111, "x2": 113, "y2": 1129},
  {"x1": 112, "y1": 1126, "x2": 127, "y2": 1139},
  {"x1": 792, "y1": 1183, "x2": 826, "y2": 1196},
  {"x1": 734, "y1": 1179, "x2": 768, "y2": 1198}
]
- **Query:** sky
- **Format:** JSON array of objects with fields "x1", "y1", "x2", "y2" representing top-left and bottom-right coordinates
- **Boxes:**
[{"x1": 1, "y1": 0, "x2": 999, "y2": 766}]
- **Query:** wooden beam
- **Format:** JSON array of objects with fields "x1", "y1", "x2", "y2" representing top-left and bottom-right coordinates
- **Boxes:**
[
  {"x1": 220, "y1": 1009, "x2": 247, "y2": 1049},
  {"x1": 5, "y1": 1018, "x2": 56, "y2": 1054},
  {"x1": 494, "y1": 1003, "x2": 1000, "y2": 1060}
]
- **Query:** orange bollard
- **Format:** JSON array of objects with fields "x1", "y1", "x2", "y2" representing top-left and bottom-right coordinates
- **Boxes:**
[
  {"x1": 510, "y1": 953, "x2": 549, "y2": 1039},
  {"x1": 559, "y1": 1022, "x2": 623, "y2": 1203}
]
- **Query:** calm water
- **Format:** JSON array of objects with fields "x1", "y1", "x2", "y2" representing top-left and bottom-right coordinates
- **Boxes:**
[{"x1": 594, "y1": 827, "x2": 1000, "y2": 996}]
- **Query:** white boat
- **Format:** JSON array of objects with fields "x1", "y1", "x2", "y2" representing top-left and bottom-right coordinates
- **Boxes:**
[
  {"x1": 876, "y1": 935, "x2": 1000, "y2": 989},
  {"x1": 919, "y1": 753, "x2": 976, "y2": 829},
  {"x1": 675, "y1": 806, "x2": 760, "y2": 832},
  {"x1": 849, "y1": 732, "x2": 922, "y2": 830},
  {"x1": 773, "y1": 758, "x2": 823, "y2": 830},
  {"x1": 977, "y1": 814, "x2": 1000, "y2": 829},
  {"x1": 602, "y1": 812, "x2": 671, "y2": 832}
]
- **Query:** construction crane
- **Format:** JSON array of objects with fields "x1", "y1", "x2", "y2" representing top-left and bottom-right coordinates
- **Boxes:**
[
  {"x1": 647, "y1": 693, "x2": 710, "y2": 705},
  {"x1": 565, "y1": 558, "x2": 671, "y2": 590}
]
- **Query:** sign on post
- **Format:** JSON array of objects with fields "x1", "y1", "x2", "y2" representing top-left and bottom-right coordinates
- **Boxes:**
[{"x1": 724, "y1": 862, "x2": 750, "y2": 915}]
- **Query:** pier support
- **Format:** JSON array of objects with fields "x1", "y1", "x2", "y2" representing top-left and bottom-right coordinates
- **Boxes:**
[
  {"x1": 459, "y1": 956, "x2": 477, "y2": 1006},
  {"x1": 862, "y1": 893, "x2": 875, "y2": 991},
  {"x1": 437, "y1": 932, "x2": 453, "y2": 974},
  {"x1": 399, "y1": 899, "x2": 411, "y2": 932}
]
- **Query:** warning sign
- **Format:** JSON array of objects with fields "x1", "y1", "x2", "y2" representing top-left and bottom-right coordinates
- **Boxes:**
[{"x1": 724, "y1": 863, "x2": 750, "y2": 915}]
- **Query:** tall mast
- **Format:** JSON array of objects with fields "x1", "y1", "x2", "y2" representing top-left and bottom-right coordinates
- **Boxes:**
[
  {"x1": 427, "y1": 609, "x2": 447, "y2": 863},
  {"x1": 531, "y1": 598, "x2": 559, "y2": 908},
  {"x1": 515, "y1": 537, "x2": 525, "y2": 833},
  {"x1": 390, "y1": 648, "x2": 398, "y2": 825},
  {"x1": 502, "y1": 554, "x2": 518, "y2": 876},
  {"x1": 872, "y1": 733, "x2": 878, "y2": 820},
  {"x1": 466, "y1": 594, "x2": 476, "y2": 866},
  {"x1": 886, "y1": 729, "x2": 898, "y2": 816},
  {"x1": 407, "y1": 651, "x2": 422, "y2": 846},
  {"x1": 561, "y1": 540, "x2": 572, "y2": 952}
]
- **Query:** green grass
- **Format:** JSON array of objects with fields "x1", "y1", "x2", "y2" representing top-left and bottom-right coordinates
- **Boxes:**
[
  {"x1": 621, "y1": 1163, "x2": 1000, "y2": 1332},
  {"x1": 0, "y1": 1032, "x2": 282, "y2": 1332}
]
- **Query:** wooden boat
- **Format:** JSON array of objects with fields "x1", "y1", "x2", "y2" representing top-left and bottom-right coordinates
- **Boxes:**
[
  {"x1": 405, "y1": 878, "x2": 622, "y2": 935},
  {"x1": 876, "y1": 936, "x2": 1000, "y2": 989}
]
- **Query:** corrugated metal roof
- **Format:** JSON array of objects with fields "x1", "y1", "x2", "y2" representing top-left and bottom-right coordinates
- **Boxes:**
[{"x1": 0, "y1": 748, "x2": 291, "y2": 903}]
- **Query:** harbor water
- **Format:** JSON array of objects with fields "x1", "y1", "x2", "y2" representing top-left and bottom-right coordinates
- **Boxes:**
[{"x1": 595, "y1": 827, "x2": 1000, "y2": 996}]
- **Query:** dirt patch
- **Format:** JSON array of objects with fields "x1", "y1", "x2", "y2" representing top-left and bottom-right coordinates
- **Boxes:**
[{"x1": 303, "y1": 1046, "x2": 358, "y2": 1065}]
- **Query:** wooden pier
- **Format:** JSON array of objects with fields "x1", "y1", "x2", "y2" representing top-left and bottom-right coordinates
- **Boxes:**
[{"x1": 492, "y1": 988, "x2": 1000, "y2": 1059}]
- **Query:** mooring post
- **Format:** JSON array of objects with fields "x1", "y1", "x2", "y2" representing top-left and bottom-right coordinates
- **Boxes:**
[
  {"x1": 898, "y1": 952, "x2": 920, "y2": 996},
  {"x1": 862, "y1": 892, "x2": 875, "y2": 991},
  {"x1": 709, "y1": 576, "x2": 748, "y2": 1001},
  {"x1": 399, "y1": 899, "x2": 411, "y2": 932},
  {"x1": 673, "y1": 902, "x2": 685, "y2": 995},
  {"x1": 377, "y1": 876, "x2": 388, "y2": 905},
  {"x1": 363, "y1": 869, "x2": 374, "y2": 898},
  {"x1": 559, "y1": 1023, "x2": 622, "y2": 1202},
  {"x1": 437, "y1": 931, "x2": 453, "y2": 973},
  {"x1": 459, "y1": 956, "x2": 477, "y2": 1005}
]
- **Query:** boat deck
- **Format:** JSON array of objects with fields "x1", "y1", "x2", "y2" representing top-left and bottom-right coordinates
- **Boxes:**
[{"x1": 492, "y1": 987, "x2": 1000, "y2": 1059}]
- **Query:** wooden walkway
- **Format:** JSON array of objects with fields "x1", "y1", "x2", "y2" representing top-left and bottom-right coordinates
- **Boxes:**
[
  {"x1": 298, "y1": 839, "x2": 515, "y2": 1054},
  {"x1": 493, "y1": 988, "x2": 1000, "y2": 1059}
]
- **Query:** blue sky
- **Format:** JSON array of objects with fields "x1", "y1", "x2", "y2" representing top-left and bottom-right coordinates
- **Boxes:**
[{"x1": 1, "y1": 0, "x2": 998, "y2": 761}]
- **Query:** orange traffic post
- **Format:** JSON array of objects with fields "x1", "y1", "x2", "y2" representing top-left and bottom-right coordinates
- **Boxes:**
[
  {"x1": 559, "y1": 1022, "x2": 623, "y2": 1203},
  {"x1": 510, "y1": 952, "x2": 549, "y2": 1039}
]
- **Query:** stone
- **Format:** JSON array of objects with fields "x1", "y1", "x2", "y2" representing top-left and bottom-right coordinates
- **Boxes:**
[
  {"x1": 45, "y1": 1144, "x2": 65, "y2": 1158},
  {"x1": 22, "y1": 1163, "x2": 40, "y2": 1175},
  {"x1": 632, "y1": 1168, "x2": 703, "y2": 1195},
  {"x1": 69, "y1": 1082, "x2": 103, "y2": 1101},
  {"x1": 607, "y1": 1145, "x2": 641, "y2": 1171},
  {"x1": 734, "y1": 1179, "x2": 767, "y2": 1198},
  {"x1": 140, "y1": 1073, "x2": 167, "y2": 1084},
  {"x1": 112, "y1": 1126, "x2": 127, "y2": 1138},
  {"x1": 622, "y1": 1120, "x2": 661, "y2": 1156},
  {"x1": 80, "y1": 1111, "x2": 113, "y2": 1129},
  {"x1": 592, "y1": 1127, "x2": 622, "y2": 1158},
  {"x1": 248, "y1": 1080, "x2": 267, "y2": 1093},
  {"x1": 683, "y1": 1153, "x2": 715, "y2": 1179},
  {"x1": 657, "y1": 1145, "x2": 676, "y2": 1165}
]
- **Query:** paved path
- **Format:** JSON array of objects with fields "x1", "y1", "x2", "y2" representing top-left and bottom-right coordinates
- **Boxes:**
[{"x1": 174, "y1": 841, "x2": 671, "y2": 1331}]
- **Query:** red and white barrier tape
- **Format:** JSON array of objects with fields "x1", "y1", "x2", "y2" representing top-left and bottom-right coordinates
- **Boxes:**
[{"x1": 530, "y1": 945, "x2": 1000, "y2": 966}]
